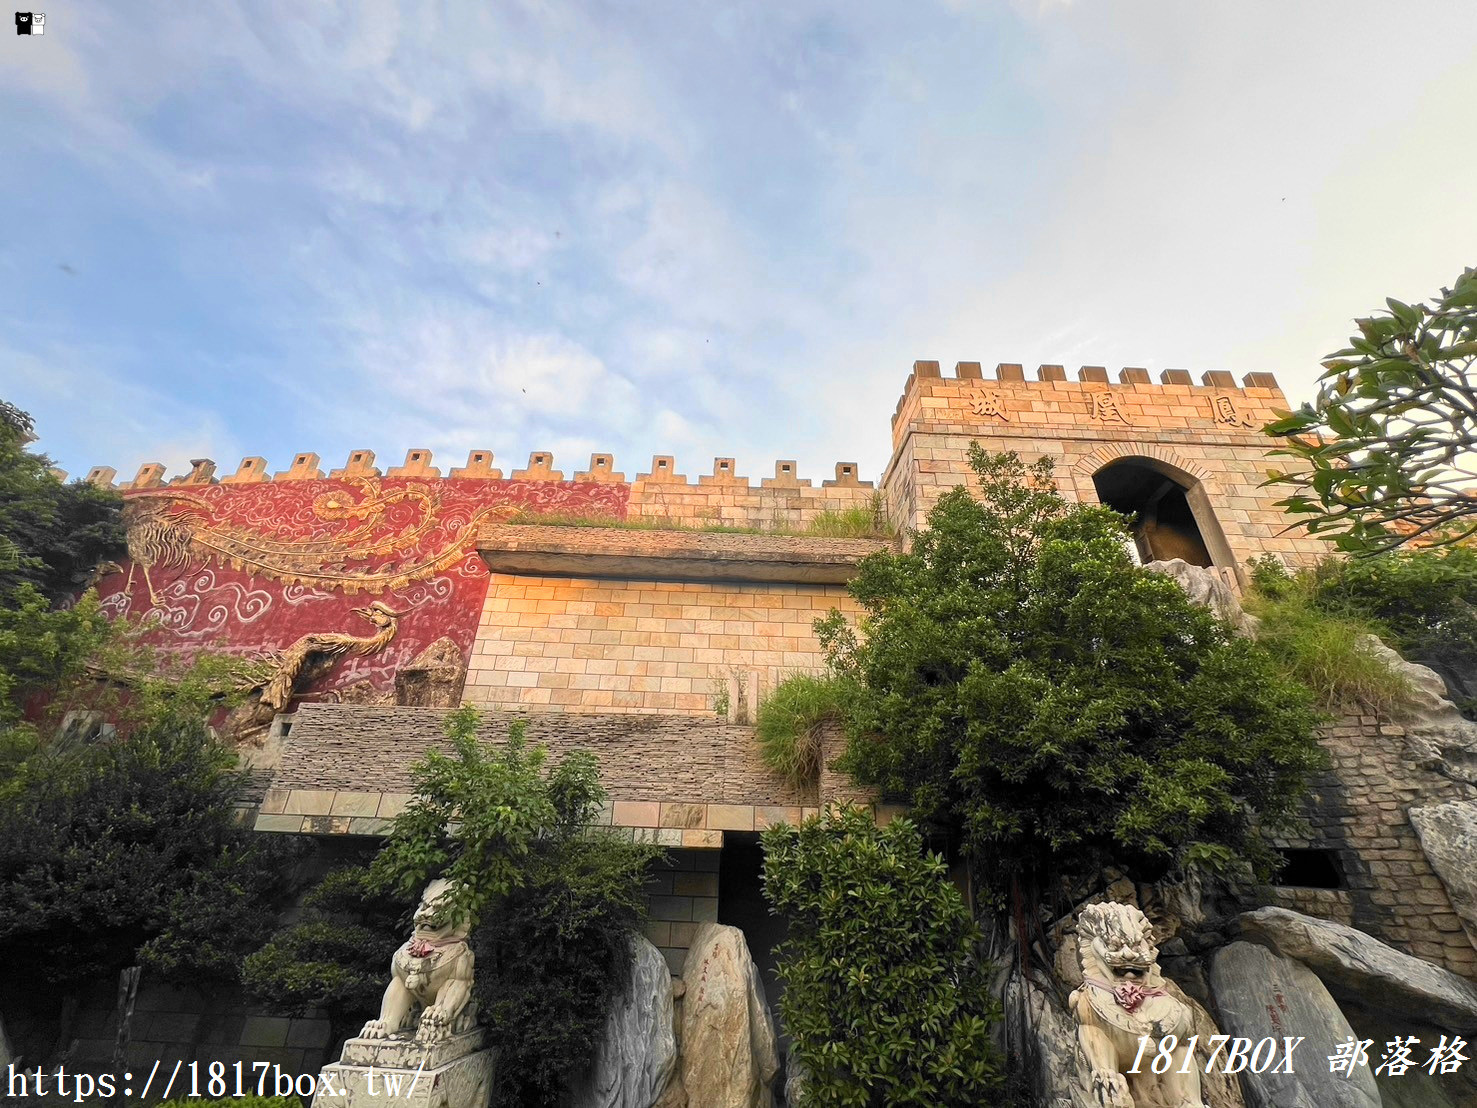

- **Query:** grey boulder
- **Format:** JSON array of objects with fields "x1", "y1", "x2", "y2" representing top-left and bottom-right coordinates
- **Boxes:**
[
  {"x1": 568, "y1": 935, "x2": 680, "y2": 1108},
  {"x1": 1209, "y1": 941, "x2": 1380, "y2": 1108},
  {"x1": 1235, "y1": 906, "x2": 1477, "y2": 1032}
]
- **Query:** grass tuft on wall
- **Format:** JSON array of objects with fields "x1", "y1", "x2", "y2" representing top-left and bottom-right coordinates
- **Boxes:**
[
  {"x1": 755, "y1": 672, "x2": 849, "y2": 786},
  {"x1": 1244, "y1": 557, "x2": 1415, "y2": 714}
]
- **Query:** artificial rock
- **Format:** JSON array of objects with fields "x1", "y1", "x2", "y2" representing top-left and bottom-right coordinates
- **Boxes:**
[
  {"x1": 1410, "y1": 799, "x2": 1477, "y2": 952},
  {"x1": 1143, "y1": 558, "x2": 1258, "y2": 635},
  {"x1": 568, "y1": 935, "x2": 681, "y2": 1108},
  {"x1": 1208, "y1": 940, "x2": 1380, "y2": 1108},
  {"x1": 1234, "y1": 906, "x2": 1477, "y2": 1032},
  {"x1": 1361, "y1": 636, "x2": 1477, "y2": 786},
  {"x1": 678, "y1": 922, "x2": 779, "y2": 1108}
]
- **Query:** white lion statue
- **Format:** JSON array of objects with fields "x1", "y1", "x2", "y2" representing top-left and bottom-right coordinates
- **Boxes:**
[
  {"x1": 360, "y1": 878, "x2": 477, "y2": 1044},
  {"x1": 1071, "y1": 901, "x2": 1204, "y2": 1108}
]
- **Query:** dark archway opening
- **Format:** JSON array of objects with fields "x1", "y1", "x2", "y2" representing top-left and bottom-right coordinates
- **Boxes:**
[{"x1": 1093, "y1": 462, "x2": 1215, "y2": 567}]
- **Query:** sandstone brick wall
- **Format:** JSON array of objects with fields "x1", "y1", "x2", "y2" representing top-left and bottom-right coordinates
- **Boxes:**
[
  {"x1": 463, "y1": 573, "x2": 861, "y2": 714},
  {"x1": 1265, "y1": 715, "x2": 1477, "y2": 978},
  {"x1": 645, "y1": 849, "x2": 722, "y2": 975},
  {"x1": 881, "y1": 362, "x2": 1328, "y2": 573}
]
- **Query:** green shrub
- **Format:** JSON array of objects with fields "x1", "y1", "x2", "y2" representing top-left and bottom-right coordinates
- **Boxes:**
[
  {"x1": 476, "y1": 825, "x2": 656, "y2": 1107},
  {"x1": 1310, "y1": 547, "x2": 1477, "y2": 714},
  {"x1": 244, "y1": 865, "x2": 413, "y2": 1048},
  {"x1": 1245, "y1": 557, "x2": 1415, "y2": 714},
  {"x1": 366, "y1": 707, "x2": 659, "y2": 1107},
  {"x1": 755, "y1": 672, "x2": 848, "y2": 786},
  {"x1": 762, "y1": 806, "x2": 1002, "y2": 1106},
  {"x1": 804, "y1": 496, "x2": 894, "y2": 540}
]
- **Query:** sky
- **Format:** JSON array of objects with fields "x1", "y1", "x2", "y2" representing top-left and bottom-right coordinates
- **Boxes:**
[{"x1": 2, "y1": 1, "x2": 1475, "y2": 486}]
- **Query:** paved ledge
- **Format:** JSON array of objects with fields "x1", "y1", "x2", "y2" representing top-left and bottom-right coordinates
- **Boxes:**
[
  {"x1": 476, "y1": 524, "x2": 893, "y2": 583},
  {"x1": 253, "y1": 790, "x2": 825, "y2": 845}
]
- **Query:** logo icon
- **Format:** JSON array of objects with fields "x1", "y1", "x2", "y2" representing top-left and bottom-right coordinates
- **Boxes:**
[{"x1": 14, "y1": 11, "x2": 42, "y2": 34}]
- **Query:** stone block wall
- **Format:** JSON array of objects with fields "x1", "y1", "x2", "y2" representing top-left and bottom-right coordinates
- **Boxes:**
[
  {"x1": 1264, "y1": 715, "x2": 1477, "y2": 978},
  {"x1": 463, "y1": 573, "x2": 860, "y2": 714},
  {"x1": 28, "y1": 981, "x2": 334, "y2": 1080},
  {"x1": 644, "y1": 849, "x2": 723, "y2": 975}
]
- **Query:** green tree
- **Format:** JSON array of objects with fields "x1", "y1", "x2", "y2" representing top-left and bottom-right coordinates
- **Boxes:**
[
  {"x1": 244, "y1": 865, "x2": 414, "y2": 1051},
  {"x1": 1266, "y1": 267, "x2": 1477, "y2": 554},
  {"x1": 0, "y1": 705, "x2": 299, "y2": 988},
  {"x1": 0, "y1": 400, "x2": 124, "y2": 604},
  {"x1": 366, "y1": 708, "x2": 659, "y2": 1107},
  {"x1": 762, "y1": 807, "x2": 1001, "y2": 1107},
  {"x1": 817, "y1": 446, "x2": 1323, "y2": 900}
]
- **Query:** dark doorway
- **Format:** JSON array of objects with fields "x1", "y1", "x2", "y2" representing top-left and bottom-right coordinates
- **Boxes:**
[
  {"x1": 1093, "y1": 462, "x2": 1215, "y2": 567},
  {"x1": 718, "y1": 833, "x2": 790, "y2": 1064}
]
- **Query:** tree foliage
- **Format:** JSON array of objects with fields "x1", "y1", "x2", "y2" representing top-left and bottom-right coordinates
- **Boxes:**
[
  {"x1": 244, "y1": 865, "x2": 413, "y2": 1046},
  {"x1": 818, "y1": 446, "x2": 1324, "y2": 896},
  {"x1": 762, "y1": 807, "x2": 1001, "y2": 1106},
  {"x1": 0, "y1": 400, "x2": 293, "y2": 996},
  {"x1": 1266, "y1": 267, "x2": 1477, "y2": 554},
  {"x1": 366, "y1": 707, "x2": 659, "y2": 1107},
  {"x1": 0, "y1": 400, "x2": 124, "y2": 604},
  {"x1": 0, "y1": 706, "x2": 299, "y2": 987}
]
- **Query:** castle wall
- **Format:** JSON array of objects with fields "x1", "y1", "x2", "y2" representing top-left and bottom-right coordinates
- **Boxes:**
[
  {"x1": 95, "y1": 473, "x2": 628, "y2": 703},
  {"x1": 85, "y1": 447, "x2": 876, "y2": 712},
  {"x1": 462, "y1": 573, "x2": 860, "y2": 715},
  {"x1": 1264, "y1": 715, "x2": 1477, "y2": 978},
  {"x1": 881, "y1": 362, "x2": 1328, "y2": 574}
]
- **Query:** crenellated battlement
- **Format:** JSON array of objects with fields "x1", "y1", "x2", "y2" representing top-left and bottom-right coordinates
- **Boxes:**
[
  {"x1": 74, "y1": 448, "x2": 875, "y2": 494},
  {"x1": 891, "y1": 359, "x2": 1283, "y2": 430}
]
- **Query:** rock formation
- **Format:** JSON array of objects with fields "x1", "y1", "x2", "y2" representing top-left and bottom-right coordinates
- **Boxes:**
[
  {"x1": 395, "y1": 636, "x2": 468, "y2": 708},
  {"x1": 569, "y1": 935, "x2": 682, "y2": 1108},
  {"x1": 1143, "y1": 558, "x2": 1259, "y2": 635},
  {"x1": 1410, "y1": 800, "x2": 1477, "y2": 951},
  {"x1": 1209, "y1": 940, "x2": 1381, "y2": 1108},
  {"x1": 678, "y1": 922, "x2": 779, "y2": 1108},
  {"x1": 1234, "y1": 907, "x2": 1477, "y2": 1032}
]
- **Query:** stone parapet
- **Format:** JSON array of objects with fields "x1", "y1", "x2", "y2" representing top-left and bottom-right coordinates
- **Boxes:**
[{"x1": 476, "y1": 524, "x2": 892, "y2": 584}]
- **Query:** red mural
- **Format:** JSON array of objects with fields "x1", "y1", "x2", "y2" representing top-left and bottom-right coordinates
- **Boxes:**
[{"x1": 94, "y1": 477, "x2": 629, "y2": 705}]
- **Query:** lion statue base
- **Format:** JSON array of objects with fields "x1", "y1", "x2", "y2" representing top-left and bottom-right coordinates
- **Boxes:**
[{"x1": 1070, "y1": 901, "x2": 1205, "y2": 1108}]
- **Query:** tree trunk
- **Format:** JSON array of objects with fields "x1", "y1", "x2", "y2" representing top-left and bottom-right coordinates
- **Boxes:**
[{"x1": 110, "y1": 966, "x2": 142, "y2": 1094}]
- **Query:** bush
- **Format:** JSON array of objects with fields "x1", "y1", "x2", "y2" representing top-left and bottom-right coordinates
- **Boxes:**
[
  {"x1": 755, "y1": 673, "x2": 848, "y2": 786},
  {"x1": 476, "y1": 827, "x2": 656, "y2": 1106},
  {"x1": 1310, "y1": 546, "x2": 1477, "y2": 714},
  {"x1": 0, "y1": 707, "x2": 298, "y2": 987},
  {"x1": 762, "y1": 807, "x2": 1001, "y2": 1106},
  {"x1": 365, "y1": 707, "x2": 659, "y2": 1107},
  {"x1": 1243, "y1": 557, "x2": 1414, "y2": 714},
  {"x1": 244, "y1": 865, "x2": 413, "y2": 1048},
  {"x1": 819, "y1": 446, "x2": 1325, "y2": 895}
]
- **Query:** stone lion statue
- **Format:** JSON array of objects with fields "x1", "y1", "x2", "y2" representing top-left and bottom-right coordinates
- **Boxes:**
[
  {"x1": 1071, "y1": 902, "x2": 1203, "y2": 1108},
  {"x1": 360, "y1": 878, "x2": 476, "y2": 1043}
]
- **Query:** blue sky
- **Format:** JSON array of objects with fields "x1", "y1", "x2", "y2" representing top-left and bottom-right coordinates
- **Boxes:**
[{"x1": 3, "y1": 1, "x2": 1475, "y2": 485}]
